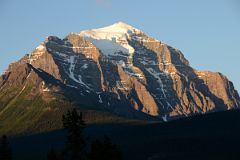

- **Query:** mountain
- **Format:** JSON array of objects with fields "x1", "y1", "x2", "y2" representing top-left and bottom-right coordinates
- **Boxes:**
[{"x1": 0, "y1": 22, "x2": 239, "y2": 135}]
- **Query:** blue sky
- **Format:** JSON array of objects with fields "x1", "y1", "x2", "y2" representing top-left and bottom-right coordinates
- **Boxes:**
[{"x1": 1, "y1": 0, "x2": 239, "y2": 91}]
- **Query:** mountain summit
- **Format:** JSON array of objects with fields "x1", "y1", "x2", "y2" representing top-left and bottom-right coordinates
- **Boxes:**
[
  {"x1": 79, "y1": 22, "x2": 142, "y2": 56},
  {"x1": 0, "y1": 22, "x2": 239, "y2": 134},
  {"x1": 80, "y1": 21, "x2": 141, "y2": 36}
]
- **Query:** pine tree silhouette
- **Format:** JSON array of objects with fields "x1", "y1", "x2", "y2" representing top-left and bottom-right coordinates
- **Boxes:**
[
  {"x1": 62, "y1": 108, "x2": 86, "y2": 160},
  {"x1": 89, "y1": 135, "x2": 122, "y2": 160},
  {"x1": 0, "y1": 135, "x2": 12, "y2": 160}
]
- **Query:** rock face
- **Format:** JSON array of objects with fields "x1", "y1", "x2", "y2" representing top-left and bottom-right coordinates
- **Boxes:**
[{"x1": 0, "y1": 22, "x2": 239, "y2": 123}]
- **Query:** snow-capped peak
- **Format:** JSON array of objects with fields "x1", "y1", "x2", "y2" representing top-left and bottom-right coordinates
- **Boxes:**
[
  {"x1": 79, "y1": 22, "x2": 142, "y2": 56},
  {"x1": 80, "y1": 21, "x2": 141, "y2": 39},
  {"x1": 91, "y1": 21, "x2": 141, "y2": 36}
]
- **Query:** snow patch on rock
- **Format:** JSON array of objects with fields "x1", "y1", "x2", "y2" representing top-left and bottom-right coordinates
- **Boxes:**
[
  {"x1": 146, "y1": 68, "x2": 174, "y2": 110},
  {"x1": 36, "y1": 44, "x2": 45, "y2": 51},
  {"x1": 29, "y1": 45, "x2": 46, "y2": 64},
  {"x1": 162, "y1": 115, "x2": 168, "y2": 122},
  {"x1": 98, "y1": 95, "x2": 103, "y2": 104},
  {"x1": 79, "y1": 22, "x2": 140, "y2": 57},
  {"x1": 67, "y1": 56, "x2": 91, "y2": 90},
  {"x1": 81, "y1": 64, "x2": 88, "y2": 69}
]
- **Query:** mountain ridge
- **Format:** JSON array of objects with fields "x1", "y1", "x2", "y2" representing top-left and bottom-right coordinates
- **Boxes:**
[{"x1": 0, "y1": 22, "x2": 239, "y2": 135}]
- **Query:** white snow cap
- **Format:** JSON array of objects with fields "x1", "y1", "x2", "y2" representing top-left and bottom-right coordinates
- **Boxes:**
[
  {"x1": 79, "y1": 22, "x2": 142, "y2": 56},
  {"x1": 80, "y1": 21, "x2": 141, "y2": 38}
]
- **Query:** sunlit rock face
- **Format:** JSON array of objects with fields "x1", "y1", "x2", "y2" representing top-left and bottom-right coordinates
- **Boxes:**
[{"x1": 1, "y1": 22, "x2": 239, "y2": 122}]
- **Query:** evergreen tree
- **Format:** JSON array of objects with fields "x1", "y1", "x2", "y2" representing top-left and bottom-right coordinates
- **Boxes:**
[
  {"x1": 89, "y1": 136, "x2": 122, "y2": 160},
  {"x1": 0, "y1": 135, "x2": 12, "y2": 160},
  {"x1": 62, "y1": 108, "x2": 86, "y2": 160}
]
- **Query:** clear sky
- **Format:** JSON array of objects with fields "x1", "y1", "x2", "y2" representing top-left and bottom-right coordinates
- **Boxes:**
[{"x1": 1, "y1": 0, "x2": 239, "y2": 92}]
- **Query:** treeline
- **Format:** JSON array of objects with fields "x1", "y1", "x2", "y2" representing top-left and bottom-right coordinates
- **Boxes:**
[{"x1": 0, "y1": 109, "x2": 123, "y2": 160}]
